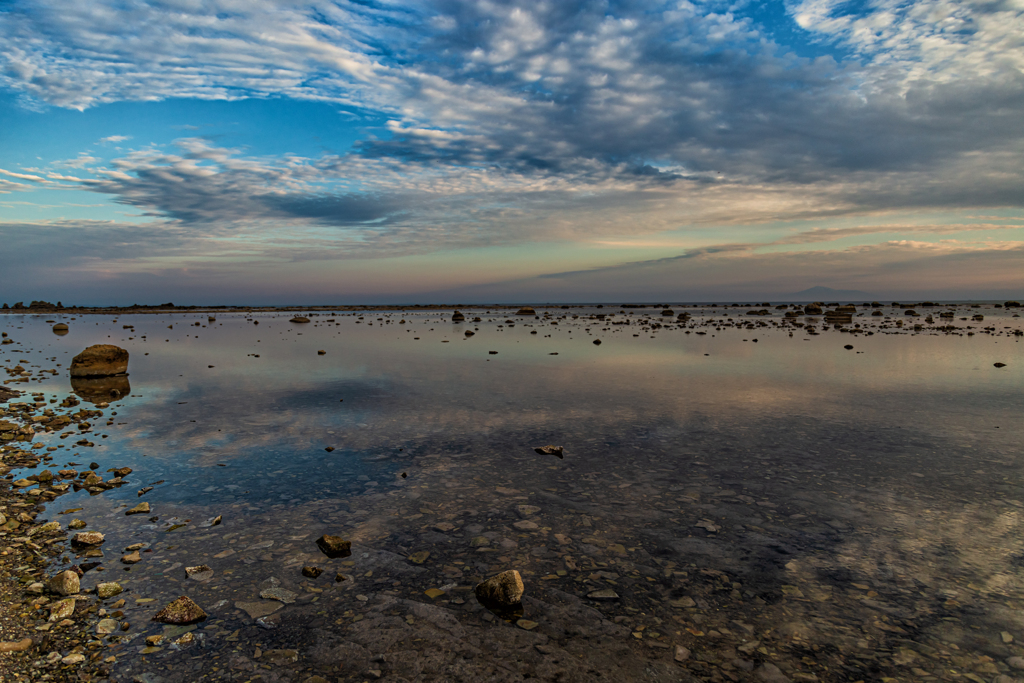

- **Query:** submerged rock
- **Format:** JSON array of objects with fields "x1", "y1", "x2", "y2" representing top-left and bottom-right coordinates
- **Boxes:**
[
  {"x1": 475, "y1": 570, "x2": 524, "y2": 608},
  {"x1": 97, "y1": 582, "x2": 123, "y2": 599},
  {"x1": 186, "y1": 565, "x2": 214, "y2": 581},
  {"x1": 70, "y1": 344, "x2": 129, "y2": 377},
  {"x1": 153, "y1": 596, "x2": 207, "y2": 624},
  {"x1": 301, "y1": 566, "x2": 323, "y2": 579},
  {"x1": 290, "y1": 317, "x2": 311, "y2": 323},
  {"x1": 316, "y1": 534, "x2": 352, "y2": 559},
  {"x1": 126, "y1": 502, "x2": 150, "y2": 515},
  {"x1": 71, "y1": 374, "x2": 131, "y2": 403}
]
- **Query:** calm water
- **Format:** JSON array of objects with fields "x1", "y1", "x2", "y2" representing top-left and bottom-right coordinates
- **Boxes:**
[{"x1": 2, "y1": 305, "x2": 1023, "y2": 682}]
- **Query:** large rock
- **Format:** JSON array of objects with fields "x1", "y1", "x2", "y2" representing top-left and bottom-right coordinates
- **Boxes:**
[
  {"x1": 70, "y1": 345, "x2": 129, "y2": 378},
  {"x1": 515, "y1": 307, "x2": 537, "y2": 316},
  {"x1": 475, "y1": 569, "x2": 524, "y2": 607},
  {"x1": 452, "y1": 311, "x2": 465, "y2": 322},
  {"x1": 803, "y1": 304, "x2": 823, "y2": 315},
  {"x1": 97, "y1": 582, "x2": 123, "y2": 599},
  {"x1": 48, "y1": 570, "x2": 80, "y2": 596},
  {"x1": 316, "y1": 534, "x2": 352, "y2": 558},
  {"x1": 153, "y1": 596, "x2": 207, "y2": 624},
  {"x1": 52, "y1": 323, "x2": 69, "y2": 335}
]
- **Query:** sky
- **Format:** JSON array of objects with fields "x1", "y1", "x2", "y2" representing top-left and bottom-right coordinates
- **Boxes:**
[{"x1": 1, "y1": 0, "x2": 1023, "y2": 305}]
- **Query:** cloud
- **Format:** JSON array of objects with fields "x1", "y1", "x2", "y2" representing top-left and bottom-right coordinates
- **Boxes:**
[{"x1": 99, "y1": 135, "x2": 131, "y2": 143}]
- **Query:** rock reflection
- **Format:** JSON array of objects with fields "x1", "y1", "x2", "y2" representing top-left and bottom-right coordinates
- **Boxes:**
[{"x1": 71, "y1": 374, "x2": 131, "y2": 403}]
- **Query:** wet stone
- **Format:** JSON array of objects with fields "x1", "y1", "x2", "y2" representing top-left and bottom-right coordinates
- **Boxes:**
[
  {"x1": 475, "y1": 570, "x2": 524, "y2": 607},
  {"x1": 185, "y1": 565, "x2": 214, "y2": 581},
  {"x1": 153, "y1": 596, "x2": 207, "y2": 625},
  {"x1": 97, "y1": 582, "x2": 123, "y2": 599},
  {"x1": 315, "y1": 534, "x2": 352, "y2": 558},
  {"x1": 301, "y1": 566, "x2": 323, "y2": 579},
  {"x1": 48, "y1": 570, "x2": 80, "y2": 596},
  {"x1": 126, "y1": 502, "x2": 150, "y2": 515},
  {"x1": 71, "y1": 531, "x2": 104, "y2": 547}
]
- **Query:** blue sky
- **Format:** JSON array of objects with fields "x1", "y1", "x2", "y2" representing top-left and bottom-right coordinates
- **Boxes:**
[{"x1": 1, "y1": 0, "x2": 1022, "y2": 304}]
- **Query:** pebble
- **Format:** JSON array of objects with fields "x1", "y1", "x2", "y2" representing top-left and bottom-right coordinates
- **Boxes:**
[
  {"x1": 153, "y1": 596, "x2": 207, "y2": 624},
  {"x1": 475, "y1": 570, "x2": 524, "y2": 607}
]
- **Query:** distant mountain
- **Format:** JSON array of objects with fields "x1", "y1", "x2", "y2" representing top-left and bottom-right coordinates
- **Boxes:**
[{"x1": 779, "y1": 286, "x2": 873, "y2": 301}]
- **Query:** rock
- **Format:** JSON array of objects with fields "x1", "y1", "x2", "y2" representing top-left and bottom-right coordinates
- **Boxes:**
[
  {"x1": 0, "y1": 638, "x2": 33, "y2": 653},
  {"x1": 844, "y1": 345, "x2": 853, "y2": 350},
  {"x1": 302, "y1": 566, "x2": 323, "y2": 579},
  {"x1": 335, "y1": 572, "x2": 347, "y2": 583},
  {"x1": 475, "y1": 570, "x2": 524, "y2": 607},
  {"x1": 126, "y1": 502, "x2": 150, "y2": 515},
  {"x1": 70, "y1": 344, "x2": 129, "y2": 378},
  {"x1": 513, "y1": 520, "x2": 539, "y2": 530},
  {"x1": 236, "y1": 601, "x2": 282, "y2": 620},
  {"x1": 533, "y1": 445, "x2": 564, "y2": 458},
  {"x1": 452, "y1": 311, "x2": 465, "y2": 322},
  {"x1": 97, "y1": 618, "x2": 119, "y2": 634},
  {"x1": 49, "y1": 597, "x2": 76, "y2": 621},
  {"x1": 757, "y1": 662, "x2": 792, "y2": 682},
  {"x1": 62, "y1": 653, "x2": 86, "y2": 665},
  {"x1": 185, "y1": 565, "x2": 214, "y2": 581},
  {"x1": 674, "y1": 645, "x2": 691, "y2": 662},
  {"x1": 97, "y1": 582, "x2": 123, "y2": 599},
  {"x1": 516, "y1": 307, "x2": 536, "y2": 316},
  {"x1": 1007, "y1": 656, "x2": 1024, "y2": 670},
  {"x1": 408, "y1": 551, "x2": 430, "y2": 564},
  {"x1": 995, "y1": 362, "x2": 1007, "y2": 368},
  {"x1": 122, "y1": 550, "x2": 142, "y2": 564},
  {"x1": 517, "y1": 619, "x2": 539, "y2": 630},
  {"x1": 37, "y1": 470, "x2": 53, "y2": 482},
  {"x1": 48, "y1": 570, "x2": 80, "y2": 596},
  {"x1": 803, "y1": 304, "x2": 823, "y2": 315},
  {"x1": 315, "y1": 534, "x2": 352, "y2": 558},
  {"x1": 53, "y1": 323, "x2": 69, "y2": 334},
  {"x1": 68, "y1": 519, "x2": 87, "y2": 530},
  {"x1": 587, "y1": 588, "x2": 619, "y2": 600},
  {"x1": 516, "y1": 505, "x2": 541, "y2": 517},
  {"x1": 593, "y1": 339, "x2": 602, "y2": 345},
  {"x1": 290, "y1": 317, "x2": 310, "y2": 323},
  {"x1": 464, "y1": 330, "x2": 474, "y2": 337},
  {"x1": 153, "y1": 596, "x2": 207, "y2": 624},
  {"x1": 260, "y1": 587, "x2": 297, "y2": 603}
]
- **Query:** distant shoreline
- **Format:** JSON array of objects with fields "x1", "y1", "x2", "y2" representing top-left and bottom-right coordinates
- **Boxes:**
[{"x1": 1, "y1": 300, "x2": 1021, "y2": 315}]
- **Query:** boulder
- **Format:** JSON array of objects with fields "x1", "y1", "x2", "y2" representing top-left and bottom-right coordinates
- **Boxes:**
[
  {"x1": 515, "y1": 307, "x2": 537, "y2": 316},
  {"x1": 452, "y1": 311, "x2": 465, "y2": 322},
  {"x1": 475, "y1": 569, "x2": 524, "y2": 607},
  {"x1": 153, "y1": 596, "x2": 207, "y2": 624},
  {"x1": 803, "y1": 304, "x2": 823, "y2": 315},
  {"x1": 52, "y1": 323, "x2": 69, "y2": 335},
  {"x1": 70, "y1": 345, "x2": 128, "y2": 377},
  {"x1": 316, "y1": 534, "x2": 352, "y2": 558}
]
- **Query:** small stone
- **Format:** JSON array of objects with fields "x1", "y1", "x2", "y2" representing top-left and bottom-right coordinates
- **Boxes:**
[
  {"x1": 121, "y1": 551, "x2": 142, "y2": 564},
  {"x1": 96, "y1": 618, "x2": 119, "y2": 634},
  {"x1": 408, "y1": 551, "x2": 430, "y2": 564},
  {"x1": 301, "y1": 566, "x2": 323, "y2": 579},
  {"x1": 175, "y1": 632, "x2": 196, "y2": 647},
  {"x1": 71, "y1": 531, "x2": 104, "y2": 547},
  {"x1": 533, "y1": 445, "x2": 564, "y2": 458},
  {"x1": 470, "y1": 536, "x2": 490, "y2": 547},
  {"x1": 153, "y1": 596, "x2": 207, "y2": 624},
  {"x1": 587, "y1": 588, "x2": 619, "y2": 600},
  {"x1": 0, "y1": 638, "x2": 33, "y2": 653},
  {"x1": 290, "y1": 317, "x2": 311, "y2": 323},
  {"x1": 674, "y1": 644, "x2": 691, "y2": 662},
  {"x1": 995, "y1": 362, "x2": 1007, "y2": 368},
  {"x1": 126, "y1": 502, "x2": 150, "y2": 515},
  {"x1": 236, "y1": 601, "x2": 281, "y2": 620},
  {"x1": 517, "y1": 619, "x2": 539, "y2": 630},
  {"x1": 1002, "y1": 631, "x2": 1014, "y2": 643},
  {"x1": 335, "y1": 572, "x2": 347, "y2": 583},
  {"x1": 97, "y1": 582, "x2": 123, "y2": 599},
  {"x1": 1007, "y1": 656, "x2": 1024, "y2": 670},
  {"x1": 516, "y1": 505, "x2": 541, "y2": 517},
  {"x1": 61, "y1": 653, "x2": 86, "y2": 665},
  {"x1": 424, "y1": 588, "x2": 446, "y2": 599},
  {"x1": 513, "y1": 520, "x2": 539, "y2": 531},
  {"x1": 145, "y1": 634, "x2": 163, "y2": 646},
  {"x1": 48, "y1": 570, "x2": 80, "y2": 596},
  {"x1": 48, "y1": 598, "x2": 76, "y2": 622},
  {"x1": 315, "y1": 534, "x2": 352, "y2": 559},
  {"x1": 475, "y1": 570, "x2": 524, "y2": 607},
  {"x1": 260, "y1": 587, "x2": 297, "y2": 603},
  {"x1": 185, "y1": 565, "x2": 214, "y2": 581}
]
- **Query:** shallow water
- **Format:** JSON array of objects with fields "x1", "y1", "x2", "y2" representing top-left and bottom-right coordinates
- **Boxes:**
[{"x1": 2, "y1": 304, "x2": 1023, "y2": 682}]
